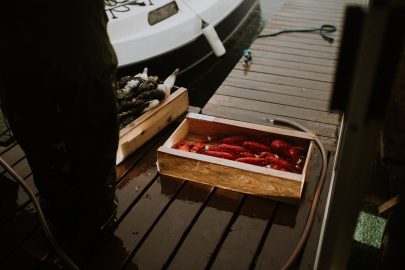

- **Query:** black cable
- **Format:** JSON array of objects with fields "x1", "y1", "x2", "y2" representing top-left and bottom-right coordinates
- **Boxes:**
[{"x1": 257, "y1": 24, "x2": 337, "y2": 44}]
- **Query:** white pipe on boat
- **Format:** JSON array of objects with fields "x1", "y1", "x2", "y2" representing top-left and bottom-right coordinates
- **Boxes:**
[{"x1": 202, "y1": 24, "x2": 226, "y2": 57}]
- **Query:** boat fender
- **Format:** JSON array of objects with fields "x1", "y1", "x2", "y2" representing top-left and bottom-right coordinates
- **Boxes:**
[{"x1": 202, "y1": 24, "x2": 226, "y2": 57}]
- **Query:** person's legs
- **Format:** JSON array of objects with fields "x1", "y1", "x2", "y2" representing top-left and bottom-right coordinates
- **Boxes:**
[{"x1": 1, "y1": 71, "x2": 119, "y2": 237}]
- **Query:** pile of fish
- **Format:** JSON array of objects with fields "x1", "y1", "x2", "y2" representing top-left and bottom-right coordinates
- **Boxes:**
[
  {"x1": 115, "y1": 68, "x2": 179, "y2": 129},
  {"x1": 174, "y1": 135, "x2": 306, "y2": 174}
]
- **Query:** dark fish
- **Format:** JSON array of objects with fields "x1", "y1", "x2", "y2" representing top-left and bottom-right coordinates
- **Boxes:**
[
  {"x1": 117, "y1": 99, "x2": 146, "y2": 113},
  {"x1": 137, "y1": 89, "x2": 166, "y2": 101},
  {"x1": 138, "y1": 80, "x2": 158, "y2": 93}
]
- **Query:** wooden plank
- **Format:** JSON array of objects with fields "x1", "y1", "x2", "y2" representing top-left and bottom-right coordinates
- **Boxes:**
[
  {"x1": 167, "y1": 189, "x2": 244, "y2": 270},
  {"x1": 250, "y1": 43, "x2": 337, "y2": 60},
  {"x1": 272, "y1": 14, "x2": 344, "y2": 26},
  {"x1": 273, "y1": 12, "x2": 343, "y2": 22},
  {"x1": 116, "y1": 120, "x2": 184, "y2": 180},
  {"x1": 0, "y1": 144, "x2": 25, "y2": 174},
  {"x1": 285, "y1": 4, "x2": 347, "y2": 13},
  {"x1": 203, "y1": 103, "x2": 339, "y2": 138},
  {"x1": 285, "y1": 2, "x2": 351, "y2": 11},
  {"x1": 123, "y1": 182, "x2": 215, "y2": 270},
  {"x1": 229, "y1": 69, "x2": 333, "y2": 92},
  {"x1": 234, "y1": 62, "x2": 334, "y2": 83},
  {"x1": 254, "y1": 33, "x2": 340, "y2": 48},
  {"x1": 260, "y1": 28, "x2": 342, "y2": 46},
  {"x1": 242, "y1": 56, "x2": 335, "y2": 74},
  {"x1": 114, "y1": 136, "x2": 168, "y2": 218},
  {"x1": 0, "y1": 159, "x2": 35, "y2": 227},
  {"x1": 291, "y1": 0, "x2": 360, "y2": 4},
  {"x1": 84, "y1": 177, "x2": 185, "y2": 270},
  {"x1": 216, "y1": 85, "x2": 331, "y2": 111},
  {"x1": 298, "y1": 152, "x2": 335, "y2": 269},
  {"x1": 254, "y1": 38, "x2": 340, "y2": 54},
  {"x1": 4, "y1": 158, "x2": 31, "y2": 181},
  {"x1": 378, "y1": 195, "x2": 400, "y2": 215},
  {"x1": 207, "y1": 94, "x2": 340, "y2": 125},
  {"x1": 117, "y1": 88, "x2": 189, "y2": 164},
  {"x1": 202, "y1": 103, "x2": 337, "y2": 151},
  {"x1": 266, "y1": 20, "x2": 344, "y2": 34},
  {"x1": 223, "y1": 77, "x2": 331, "y2": 101},
  {"x1": 210, "y1": 196, "x2": 277, "y2": 270},
  {"x1": 253, "y1": 147, "x2": 323, "y2": 269},
  {"x1": 276, "y1": 8, "x2": 346, "y2": 18},
  {"x1": 247, "y1": 50, "x2": 336, "y2": 67},
  {"x1": 158, "y1": 147, "x2": 304, "y2": 200}
]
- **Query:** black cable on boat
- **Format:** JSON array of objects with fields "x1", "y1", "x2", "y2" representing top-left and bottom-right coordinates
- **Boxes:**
[
  {"x1": 0, "y1": 157, "x2": 80, "y2": 270},
  {"x1": 269, "y1": 118, "x2": 328, "y2": 270}
]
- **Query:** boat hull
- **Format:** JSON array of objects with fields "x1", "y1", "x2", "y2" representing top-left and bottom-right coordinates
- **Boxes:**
[{"x1": 115, "y1": 0, "x2": 258, "y2": 77}]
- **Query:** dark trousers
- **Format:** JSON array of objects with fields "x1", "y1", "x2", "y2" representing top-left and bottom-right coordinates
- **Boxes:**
[{"x1": 0, "y1": 71, "x2": 119, "y2": 232}]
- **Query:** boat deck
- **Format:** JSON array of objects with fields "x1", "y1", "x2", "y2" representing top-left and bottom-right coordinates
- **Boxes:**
[{"x1": 0, "y1": 0, "x2": 364, "y2": 269}]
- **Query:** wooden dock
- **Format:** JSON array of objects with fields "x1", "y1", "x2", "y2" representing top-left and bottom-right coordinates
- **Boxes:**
[
  {"x1": 0, "y1": 0, "x2": 365, "y2": 269},
  {"x1": 204, "y1": 0, "x2": 363, "y2": 152}
]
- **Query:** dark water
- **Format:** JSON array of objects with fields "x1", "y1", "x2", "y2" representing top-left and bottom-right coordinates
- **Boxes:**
[{"x1": 177, "y1": 0, "x2": 285, "y2": 108}]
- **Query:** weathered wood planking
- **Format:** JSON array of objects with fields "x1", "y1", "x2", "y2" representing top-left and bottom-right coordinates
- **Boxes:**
[
  {"x1": 264, "y1": 21, "x2": 344, "y2": 33},
  {"x1": 124, "y1": 182, "x2": 215, "y2": 270},
  {"x1": 234, "y1": 62, "x2": 334, "y2": 82},
  {"x1": 0, "y1": 143, "x2": 36, "y2": 227},
  {"x1": 207, "y1": 94, "x2": 341, "y2": 125},
  {"x1": 240, "y1": 56, "x2": 336, "y2": 74},
  {"x1": 228, "y1": 69, "x2": 333, "y2": 91},
  {"x1": 271, "y1": 15, "x2": 343, "y2": 26},
  {"x1": 254, "y1": 38, "x2": 340, "y2": 53},
  {"x1": 216, "y1": 85, "x2": 331, "y2": 111},
  {"x1": 248, "y1": 49, "x2": 336, "y2": 67},
  {"x1": 256, "y1": 30, "x2": 341, "y2": 47},
  {"x1": 223, "y1": 77, "x2": 331, "y2": 101},
  {"x1": 204, "y1": 0, "x2": 347, "y2": 156},
  {"x1": 167, "y1": 189, "x2": 245, "y2": 270},
  {"x1": 250, "y1": 43, "x2": 337, "y2": 60},
  {"x1": 209, "y1": 196, "x2": 277, "y2": 270}
]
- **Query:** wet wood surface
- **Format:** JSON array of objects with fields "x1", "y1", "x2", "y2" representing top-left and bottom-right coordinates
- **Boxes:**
[
  {"x1": 0, "y1": 0, "x2": 364, "y2": 269},
  {"x1": 0, "y1": 123, "x2": 324, "y2": 270}
]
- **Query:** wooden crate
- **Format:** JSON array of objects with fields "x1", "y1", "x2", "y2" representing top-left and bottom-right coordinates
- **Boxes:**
[
  {"x1": 117, "y1": 87, "x2": 189, "y2": 164},
  {"x1": 157, "y1": 113, "x2": 315, "y2": 202}
]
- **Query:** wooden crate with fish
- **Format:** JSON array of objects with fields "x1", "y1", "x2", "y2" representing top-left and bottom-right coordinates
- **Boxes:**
[
  {"x1": 116, "y1": 68, "x2": 189, "y2": 164},
  {"x1": 157, "y1": 113, "x2": 315, "y2": 202}
]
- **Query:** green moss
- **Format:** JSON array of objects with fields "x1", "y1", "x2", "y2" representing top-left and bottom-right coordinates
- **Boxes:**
[{"x1": 353, "y1": 211, "x2": 387, "y2": 249}]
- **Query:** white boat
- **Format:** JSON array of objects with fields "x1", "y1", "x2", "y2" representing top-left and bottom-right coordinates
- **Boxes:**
[{"x1": 106, "y1": 0, "x2": 258, "y2": 74}]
